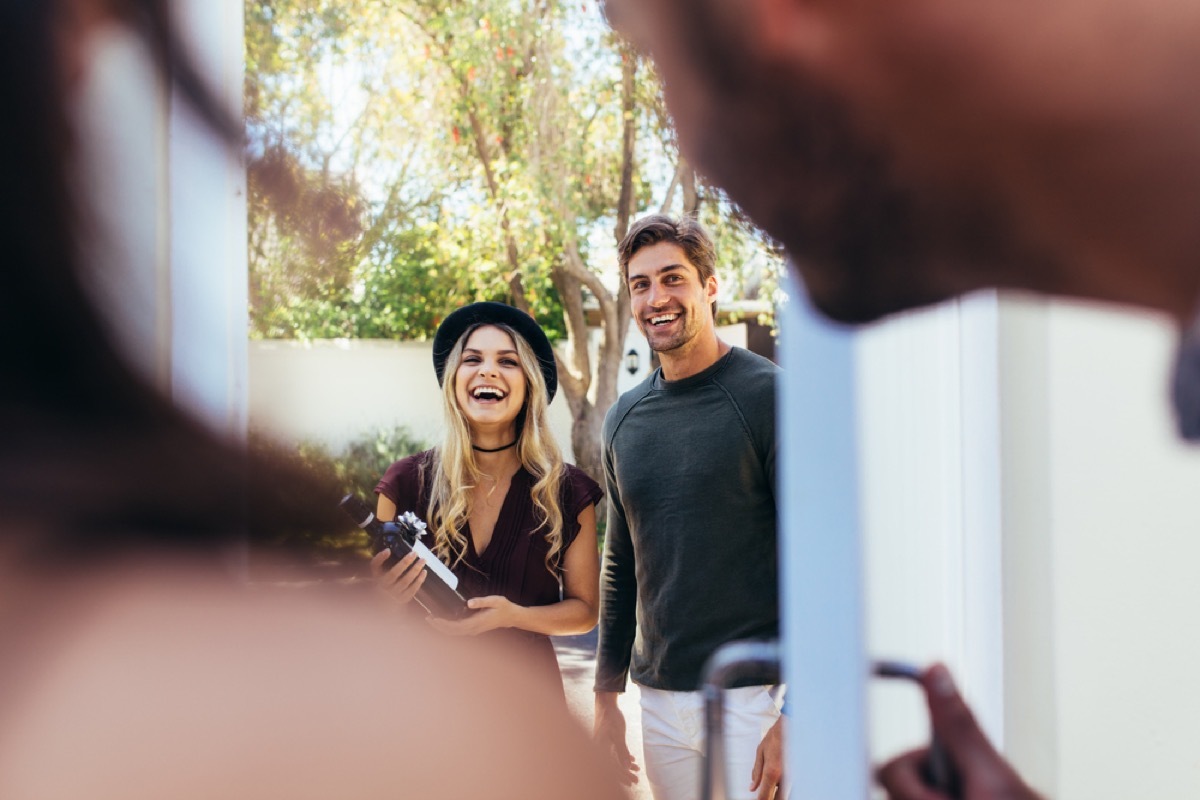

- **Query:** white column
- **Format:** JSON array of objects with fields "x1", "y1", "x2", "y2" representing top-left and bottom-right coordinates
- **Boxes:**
[
  {"x1": 779, "y1": 272, "x2": 869, "y2": 799},
  {"x1": 168, "y1": 0, "x2": 248, "y2": 440}
]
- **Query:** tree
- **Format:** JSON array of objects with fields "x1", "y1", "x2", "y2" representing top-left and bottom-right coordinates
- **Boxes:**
[
  {"x1": 244, "y1": 0, "x2": 782, "y2": 480},
  {"x1": 245, "y1": 1, "x2": 367, "y2": 335}
]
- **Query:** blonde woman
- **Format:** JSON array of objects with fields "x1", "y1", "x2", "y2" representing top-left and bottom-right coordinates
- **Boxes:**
[{"x1": 372, "y1": 302, "x2": 601, "y2": 699}]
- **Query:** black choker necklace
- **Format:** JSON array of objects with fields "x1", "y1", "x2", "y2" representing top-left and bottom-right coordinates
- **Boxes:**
[{"x1": 472, "y1": 440, "x2": 517, "y2": 453}]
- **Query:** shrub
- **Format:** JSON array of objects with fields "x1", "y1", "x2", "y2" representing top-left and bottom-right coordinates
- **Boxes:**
[
  {"x1": 319, "y1": 425, "x2": 428, "y2": 500},
  {"x1": 251, "y1": 425, "x2": 429, "y2": 566}
]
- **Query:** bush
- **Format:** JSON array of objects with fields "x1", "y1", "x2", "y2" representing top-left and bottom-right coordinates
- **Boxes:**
[
  {"x1": 251, "y1": 425, "x2": 429, "y2": 566},
  {"x1": 314, "y1": 425, "x2": 429, "y2": 500}
]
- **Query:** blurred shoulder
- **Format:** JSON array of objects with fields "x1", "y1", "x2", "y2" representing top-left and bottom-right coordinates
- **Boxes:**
[{"x1": 0, "y1": 561, "x2": 622, "y2": 800}]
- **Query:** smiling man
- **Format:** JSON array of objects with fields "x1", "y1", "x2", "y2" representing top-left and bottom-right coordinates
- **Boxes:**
[{"x1": 594, "y1": 215, "x2": 784, "y2": 800}]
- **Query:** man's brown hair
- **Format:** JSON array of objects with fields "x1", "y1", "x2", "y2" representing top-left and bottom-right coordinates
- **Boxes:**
[{"x1": 617, "y1": 214, "x2": 718, "y2": 318}]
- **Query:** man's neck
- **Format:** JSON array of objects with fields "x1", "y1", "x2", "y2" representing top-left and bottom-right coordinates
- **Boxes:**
[{"x1": 658, "y1": 335, "x2": 731, "y2": 381}]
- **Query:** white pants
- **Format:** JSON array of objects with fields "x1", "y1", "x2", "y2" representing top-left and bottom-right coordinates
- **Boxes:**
[{"x1": 638, "y1": 684, "x2": 784, "y2": 800}]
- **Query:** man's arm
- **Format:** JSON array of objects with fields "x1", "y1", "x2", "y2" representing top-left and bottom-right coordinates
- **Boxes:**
[
  {"x1": 594, "y1": 421, "x2": 638, "y2": 692},
  {"x1": 593, "y1": 424, "x2": 640, "y2": 784},
  {"x1": 593, "y1": 488, "x2": 637, "y2": 691}
]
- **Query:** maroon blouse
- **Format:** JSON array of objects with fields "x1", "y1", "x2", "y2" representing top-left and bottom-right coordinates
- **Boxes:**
[{"x1": 375, "y1": 450, "x2": 602, "y2": 699}]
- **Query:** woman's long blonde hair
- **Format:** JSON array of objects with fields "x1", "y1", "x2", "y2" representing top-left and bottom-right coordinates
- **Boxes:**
[{"x1": 423, "y1": 323, "x2": 566, "y2": 574}]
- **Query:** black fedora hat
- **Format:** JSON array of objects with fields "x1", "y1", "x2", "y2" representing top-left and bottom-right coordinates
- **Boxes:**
[{"x1": 432, "y1": 302, "x2": 558, "y2": 402}]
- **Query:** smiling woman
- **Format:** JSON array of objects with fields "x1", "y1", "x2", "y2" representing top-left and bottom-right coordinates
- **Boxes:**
[
  {"x1": 371, "y1": 301, "x2": 603, "y2": 705},
  {"x1": 454, "y1": 325, "x2": 530, "y2": 442}
]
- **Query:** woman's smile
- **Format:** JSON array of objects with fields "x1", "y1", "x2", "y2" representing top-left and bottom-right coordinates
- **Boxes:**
[{"x1": 455, "y1": 325, "x2": 528, "y2": 432}]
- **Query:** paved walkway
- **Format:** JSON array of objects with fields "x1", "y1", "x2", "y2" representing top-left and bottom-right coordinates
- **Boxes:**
[{"x1": 553, "y1": 630, "x2": 653, "y2": 800}]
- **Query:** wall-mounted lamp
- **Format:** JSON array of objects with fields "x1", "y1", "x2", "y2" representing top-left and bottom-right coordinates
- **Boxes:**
[{"x1": 625, "y1": 348, "x2": 640, "y2": 375}]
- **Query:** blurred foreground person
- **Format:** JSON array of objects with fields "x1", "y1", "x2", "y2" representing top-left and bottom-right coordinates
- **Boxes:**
[
  {"x1": 603, "y1": 0, "x2": 1200, "y2": 798},
  {"x1": 0, "y1": 2, "x2": 623, "y2": 798}
]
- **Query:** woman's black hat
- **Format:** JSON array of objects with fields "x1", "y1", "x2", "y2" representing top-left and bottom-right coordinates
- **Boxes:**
[{"x1": 432, "y1": 302, "x2": 558, "y2": 402}]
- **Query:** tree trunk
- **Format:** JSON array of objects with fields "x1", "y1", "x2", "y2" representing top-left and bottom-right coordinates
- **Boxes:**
[
  {"x1": 614, "y1": 43, "x2": 638, "y2": 242},
  {"x1": 681, "y1": 164, "x2": 699, "y2": 215},
  {"x1": 548, "y1": 226, "x2": 630, "y2": 484},
  {"x1": 570, "y1": 399, "x2": 606, "y2": 488}
]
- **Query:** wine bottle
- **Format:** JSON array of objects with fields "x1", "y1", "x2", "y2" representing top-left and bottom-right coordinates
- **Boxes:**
[{"x1": 340, "y1": 494, "x2": 470, "y2": 620}]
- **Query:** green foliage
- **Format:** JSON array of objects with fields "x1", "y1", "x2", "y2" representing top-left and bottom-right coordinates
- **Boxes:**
[
  {"x1": 244, "y1": 0, "x2": 783, "y2": 338},
  {"x1": 244, "y1": 1, "x2": 650, "y2": 341},
  {"x1": 245, "y1": 1, "x2": 375, "y2": 336},
  {"x1": 250, "y1": 220, "x2": 569, "y2": 341},
  {"x1": 244, "y1": 0, "x2": 782, "y2": 483},
  {"x1": 301, "y1": 424, "x2": 429, "y2": 499}
]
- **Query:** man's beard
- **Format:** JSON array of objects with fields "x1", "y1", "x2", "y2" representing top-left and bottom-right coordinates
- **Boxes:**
[
  {"x1": 668, "y1": 3, "x2": 1062, "y2": 324},
  {"x1": 641, "y1": 310, "x2": 701, "y2": 353}
]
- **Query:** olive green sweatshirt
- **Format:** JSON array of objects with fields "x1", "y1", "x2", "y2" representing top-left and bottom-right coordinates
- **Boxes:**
[{"x1": 595, "y1": 347, "x2": 779, "y2": 692}]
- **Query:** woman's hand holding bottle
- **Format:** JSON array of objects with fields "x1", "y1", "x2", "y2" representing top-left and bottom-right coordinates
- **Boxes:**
[{"x1": 370, "y1": 549, "x2": 427, "y2": 606}]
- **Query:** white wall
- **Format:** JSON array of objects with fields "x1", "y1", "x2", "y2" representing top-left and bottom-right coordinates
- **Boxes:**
[
  {"x1": 248, "y1": 324, "x2": 749, "y2": 461},
  {"x1": 999, "y1": 298, "x2": 1200, "y2": 799},
  {"x1": 807, "y1": 290, "x2": 1200, "y2": 800},
  {"x1": 249, "y1": 339, "x2": 576, "y2": 459},
  {"x1": 858, "y1": 294, "x2": 1004, "y2": 763}
]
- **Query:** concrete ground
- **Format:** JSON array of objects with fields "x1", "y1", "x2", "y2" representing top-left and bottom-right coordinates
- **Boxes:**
[{"x1": 553, "y1": 629, "x2": 653, "y2": 800}]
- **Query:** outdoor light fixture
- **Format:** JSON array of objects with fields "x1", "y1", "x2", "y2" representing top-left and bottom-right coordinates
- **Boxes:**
[{"x1": 625, "y1": 349, "x2": 640, "y2": 375}]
